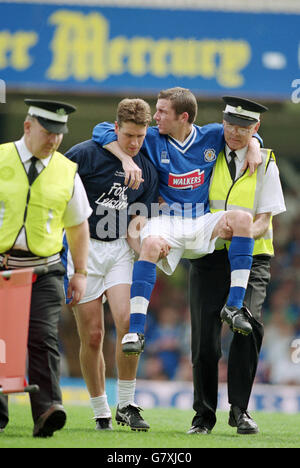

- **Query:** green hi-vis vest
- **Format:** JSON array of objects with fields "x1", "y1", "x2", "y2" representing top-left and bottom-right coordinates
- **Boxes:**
[
  {"x1": 0, "y1": 142, "x2": 77, "y2": 257},
  {"x1": 209, "y1": 148, "x2": 275, "y2": 256}
]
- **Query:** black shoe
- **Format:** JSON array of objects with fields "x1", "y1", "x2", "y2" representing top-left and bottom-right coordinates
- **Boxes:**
[
  {"x1": 228, "y1": 406, "x2": 259, "y2": 434},
  {"x1": 0, "y1": 419, "x2": 8, "y2": 433},
  {"x1": 221, "y1": 305, "x2": 252, "y2": 336},
  {"x1": 187, "y1": 425, "x2": 211, "y2": 435},
  {"x1": 121, "y1": 333, "x2": 145, "y2": 356},
  {"x1": 33, "y1": 404, "x2": 66, "y2": 438},
  {"x1": 95, "y1": 417, "x2": 113, "y2": 431},
  {"x1": 116, "y1": 404, "x2": 150, "y2": 431}
]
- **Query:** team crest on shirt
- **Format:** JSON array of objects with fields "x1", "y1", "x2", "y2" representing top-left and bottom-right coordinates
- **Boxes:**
[{"x1": 204, "y1": 148, "x2": 216, "y2": 162}]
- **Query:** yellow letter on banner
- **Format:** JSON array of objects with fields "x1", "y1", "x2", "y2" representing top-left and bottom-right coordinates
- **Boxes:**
[
  {"x1": 0, "y1": 31, "x2": 37, "y2": 70},
  {"x1": 150, "y1": 39, "x2": 171, "y2": 77},
  {"x1": 128, "y1": 38, "x2": 154, "y2": 76},
  {"x1": 0, "y1": 32, "x2": 10, "y2": 69},
  {"x1": 47, "y1": 10, "x2": 109, "y2": 81},
  {"x1": 11, "y1": 32, "x2": 38, "y2": 70},
  {"x1": 109, "y1": 37, "x2": 128, "y2": 75},
  {"x1": 216, "y1": 41, "x2": 251, "y2": 87}
]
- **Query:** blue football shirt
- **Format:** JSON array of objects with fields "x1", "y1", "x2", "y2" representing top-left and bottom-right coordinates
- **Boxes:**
[{"x1": 92, "y1": 122, "x2": 225, "y2": 217}]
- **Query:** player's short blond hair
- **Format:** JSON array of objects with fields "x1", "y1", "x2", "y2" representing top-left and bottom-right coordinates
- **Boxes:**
[
  {"x1": 158, "y1": 87, "x2": 198, "y2": 124},
  {"x1": 117, "y1": 98, "x2": 152, "y2": 127}
]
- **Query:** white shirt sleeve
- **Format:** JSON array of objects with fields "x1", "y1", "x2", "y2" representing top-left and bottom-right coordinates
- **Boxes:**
[
  {"x1": 256, "y1": 159, "x2": 286, "y2": 217},
  {"x1": 63, "y1": 173, "x2": 93, "y2": 227}
]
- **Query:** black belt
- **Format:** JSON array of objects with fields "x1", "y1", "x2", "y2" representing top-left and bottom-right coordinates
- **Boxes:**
[
  {"x1": 253, "y1": 254, "x2": 271, "y2": 261},
  {"x1": 3, "y1": 249, "x2": 38, "y2": 258}
]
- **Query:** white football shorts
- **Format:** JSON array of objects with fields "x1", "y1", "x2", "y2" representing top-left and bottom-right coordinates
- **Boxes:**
[
  {"x1": 140, "y1": 211, "x2": 225, "y2": 275},
  {"x1": 66, "y1": 237, "x2": 135, "y2": 304}
]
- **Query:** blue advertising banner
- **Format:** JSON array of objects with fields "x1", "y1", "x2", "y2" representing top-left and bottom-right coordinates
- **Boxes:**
[{"x1": 0, "y1": 2, "x2": 299, "y2": 99}]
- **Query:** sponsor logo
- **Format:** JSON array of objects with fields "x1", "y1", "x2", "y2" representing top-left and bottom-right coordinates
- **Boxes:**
[
  {"x1": 114, "y1": 170, "x2": 126, "y2": 178},
  {"x1": 168, "y1": 169, "x2": 204, "y2": 190},
  {"x1": 95, "y1": 182, "x2": 128, "y2": 210}
]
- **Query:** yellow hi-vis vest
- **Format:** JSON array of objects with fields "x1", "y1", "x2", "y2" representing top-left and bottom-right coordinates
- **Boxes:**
[
  {"x1": 0, "y1": 142, "x2": 77, "y2": 257},
  {"x1": 209, "y1": 148, "x2": 275, "y2": 256}
]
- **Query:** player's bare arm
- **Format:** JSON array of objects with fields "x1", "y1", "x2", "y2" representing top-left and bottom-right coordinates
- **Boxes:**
[{"x1": 243, "y1": 136, "x2": 262, "y2": 175}]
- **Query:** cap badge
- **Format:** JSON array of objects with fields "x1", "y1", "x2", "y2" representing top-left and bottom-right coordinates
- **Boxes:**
[
  {"x1": 56, "y1": 108, "x2": 66, "y2": 116},
  {"x1": 236, "y1": 106, "x2": 243, "y2": 112}
]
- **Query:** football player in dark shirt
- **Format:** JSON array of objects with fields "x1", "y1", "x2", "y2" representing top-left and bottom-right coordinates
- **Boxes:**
[{"x1": 63, "y1": 98, "x2": 162, "y2": 433}]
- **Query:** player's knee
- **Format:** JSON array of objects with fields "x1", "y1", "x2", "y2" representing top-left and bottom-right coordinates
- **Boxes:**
[
  {"x1": 87, "y1": 328, "x2": 104, "y2": 350},
  {"x1": 239, "y1": 211, "x2": 253, "y2": 232},
  {"x1": 228, "y1": 210, "x2": 253, "y2": 232}
]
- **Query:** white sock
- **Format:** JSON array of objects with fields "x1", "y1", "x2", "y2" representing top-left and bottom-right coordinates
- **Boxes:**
[
  {"x1": 118, "y1": 379, "x2": 136, "y2": 409},
  {"x1": 90, "y1": 394, "x2": 111, "y2": 419}
]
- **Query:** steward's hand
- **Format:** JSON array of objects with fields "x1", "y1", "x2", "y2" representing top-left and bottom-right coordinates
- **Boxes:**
[
  {"x1": 217, "y1": 216, "x2": 233, "y2": 240},
  {"x1": 157, "y1": 236, "x2": 171, "y2": 259}
]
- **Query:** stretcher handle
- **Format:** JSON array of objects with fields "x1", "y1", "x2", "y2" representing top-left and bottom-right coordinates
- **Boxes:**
[
  {"x1": 24, "y1": 384, "x2": 40, "y2": 394},
  {"x1": 1, "y1": 266, "x2": 48, "y2": 279},
  {"x1": 0, "y1": 385, "x2": 40, "y2": 395}
]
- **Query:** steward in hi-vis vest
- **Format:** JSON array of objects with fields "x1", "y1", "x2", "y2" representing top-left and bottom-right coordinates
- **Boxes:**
[
  {"x1": 0, "y1": 99, "x2": 91, "y2": 438},
  {"x1": 209, "y1": 147, "x2": 275, "y2": 256},
  {"x1": 188, "y1": 96, "x2": 286, "y2": 437},
  {"x1": 0, "y1": 142, "x2": 77, "y2": 257}
]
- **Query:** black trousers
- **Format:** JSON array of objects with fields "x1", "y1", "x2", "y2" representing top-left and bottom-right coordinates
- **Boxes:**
[
  {"x1": 0, "y1": 263, "x2": 65, "y2": 427},
  {"x1": 189, "y1": 249, "x2": 271, "y2": 430}
]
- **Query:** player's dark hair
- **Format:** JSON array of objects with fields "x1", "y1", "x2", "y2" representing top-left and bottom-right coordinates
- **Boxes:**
[
  {"x1": 117, "y1": 98, "x2": 152, "y2": 127},
  {"x1": 158, "y1": 87, "x2": 198, "y2": 123}
]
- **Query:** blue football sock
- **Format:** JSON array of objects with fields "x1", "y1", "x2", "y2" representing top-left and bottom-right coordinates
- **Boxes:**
[
  {"x1": 227, "y1": 236, "x2": 254, "y2": 309},
  {"x1": 129, "y1": 260, "x2": 156, "y2": 334}
]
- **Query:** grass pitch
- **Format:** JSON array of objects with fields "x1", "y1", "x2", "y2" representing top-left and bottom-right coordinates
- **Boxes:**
[{"x1": 1, "y1": 404, "x2": 300, "y2": 449}]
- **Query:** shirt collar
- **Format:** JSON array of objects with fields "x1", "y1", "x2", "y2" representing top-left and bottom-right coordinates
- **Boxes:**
[
  {"x1": 168, "y1": 125, "x2": 196, "y2": 147},
  {"x1": 15, "y1": 136, "x2": 52, "y2": 167},
  {"x1": 225, "y1": 144, "x2": 248, "y2": 162}
]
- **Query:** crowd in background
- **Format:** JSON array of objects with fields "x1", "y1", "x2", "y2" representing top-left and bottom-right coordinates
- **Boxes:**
[
  {"x1": 60, "y1": 186, "x2": 300, "y2": 386},
  {"x1": 256, "y1": 188, "x2": 300, "y2": 385}
]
